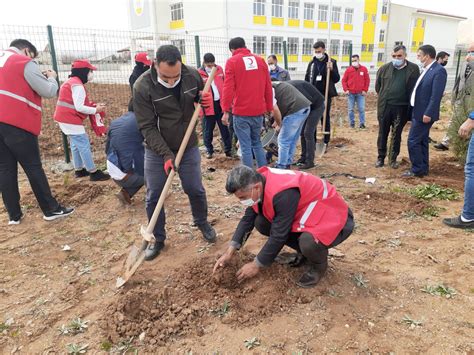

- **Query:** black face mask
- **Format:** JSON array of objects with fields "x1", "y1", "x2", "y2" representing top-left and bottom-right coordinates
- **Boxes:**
[{"x1": 440, "y1": 61, "x2": 448, "y2": 67}]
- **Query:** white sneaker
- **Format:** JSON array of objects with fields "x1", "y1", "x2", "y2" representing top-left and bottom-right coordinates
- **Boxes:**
[{"x1": 8, "y1": 213, "x2": 24, "y2": 225}]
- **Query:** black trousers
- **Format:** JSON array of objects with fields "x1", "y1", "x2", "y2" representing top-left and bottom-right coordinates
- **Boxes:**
[
  {"x1": 0, "y1": 123, "x2": 59, "y2": 220},
  {"x1": 377, "y1": 104, "x2": 409, "y2": 162},
  {"x1": 315, "y1": 96, "x2": 332, "y2": 145},
  {"x1": 254, "y1": 208, "x2": 354, "y2": 270},
  {"x1": 300, "y1": 103, "x2": 325, "y2": 163}
]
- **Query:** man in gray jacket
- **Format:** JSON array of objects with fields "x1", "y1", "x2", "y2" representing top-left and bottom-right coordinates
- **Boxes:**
[{"x1": 133, "y1": 45, "x2": 216, "y2": 261}]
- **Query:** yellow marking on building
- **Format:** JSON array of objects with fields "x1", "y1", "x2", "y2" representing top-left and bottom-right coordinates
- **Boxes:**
[
  {"x1": 272, "y1": 17, "x2": 284, "y2": 26},
  {"x1": 361, "y1": 0, "x2": 378, "y2": 62},
  {"x1": 253, "y1": 15, "x2": 267, "y2": 25},
  {"x1": 288, "y1": 54, "x2": 298, "y2": 62},
  {"x1": 170, "y1": 20, "x2": 184, "y2": 29},
  {"x1": 331, "y1": 23, "x2": 341, "y2": 30},
  {"x1": 288, "y1": 19, "x2": 300, "y2": 27},
  {"x1": 304, "y1": 20, "x2": 315, "y2": 28},
  {"x1": 317, "y1": 21, "x2": 328, "y2": 29},
  {"x1": 344, "y1": 24, "x2": 353, "y2": 31}
]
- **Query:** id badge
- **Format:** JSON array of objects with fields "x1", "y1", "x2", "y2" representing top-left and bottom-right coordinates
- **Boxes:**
[{"x1": 316, "y1": 75, "x2": 323, "y2": 81}]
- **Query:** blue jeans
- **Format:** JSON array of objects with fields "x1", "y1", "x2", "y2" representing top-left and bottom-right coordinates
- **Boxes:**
[
  {"x1": 69, "y1": 133, "x2": 96, "y2": 171},
  {"x1": 144, "y1": 146, "x2": 208, "y2": 242},
  {"x1": 233, "y1": 115, "x2": 267, "y2": 168},
  {"x1": 463, "y1": 133, "x2": 474, "y2": 220},
  {"x1": 277, "y1": 107, "x2": 310, "y2": 167},
  {"x1": 407, "y1": 119, "x2": 433, "y2": 175},
  {"x1": 348, "y1": 93, "x2": 366, "y2": 126}
]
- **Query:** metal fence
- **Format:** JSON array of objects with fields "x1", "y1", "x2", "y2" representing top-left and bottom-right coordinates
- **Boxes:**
[{"x1": 0, "y1": 24, "x2": 468, "y2": 164}]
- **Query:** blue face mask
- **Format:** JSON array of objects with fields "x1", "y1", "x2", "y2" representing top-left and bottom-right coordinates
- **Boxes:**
[{"x1": 392, "y1": 58, "x2": 404, "y2": 68}]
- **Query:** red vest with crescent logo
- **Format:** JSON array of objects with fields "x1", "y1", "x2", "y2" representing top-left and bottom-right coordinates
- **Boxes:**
[
  {"x1": 54, "y1": 77, "x2": 92, "y2": 125},
  {"x1": 0, "y1": 49, "x2": 43, "y2": 135},
  {"x1": 252, "y1": 167, "x2": 349, "y2": 246}
]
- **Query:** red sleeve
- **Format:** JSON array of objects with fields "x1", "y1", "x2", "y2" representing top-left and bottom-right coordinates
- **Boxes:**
[
  {"x1": 341, "y1": 70, "x2": 349, "y2": 92},
  {"x1": 364, "y1": 67, "x2": 370, "y2": 92},
  {"x1": 221, "y1": 59, "x2": 235, "y2": 112},
  {"x1": 89, "y1": 112, "x2": 107, "y2": 136}
]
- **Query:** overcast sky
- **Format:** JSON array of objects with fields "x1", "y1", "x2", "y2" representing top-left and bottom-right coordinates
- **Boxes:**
[{"x1": 0, "y1": 0, "x2": 471, "y2": 30}]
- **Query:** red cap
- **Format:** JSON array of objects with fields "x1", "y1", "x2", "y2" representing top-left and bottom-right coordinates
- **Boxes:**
[
  {"x1": 72, "y1": 59, "x2": 97, "y2": 70},
  {"x1": 135, "y1": 52, "x2": 151, "y2": 66}
]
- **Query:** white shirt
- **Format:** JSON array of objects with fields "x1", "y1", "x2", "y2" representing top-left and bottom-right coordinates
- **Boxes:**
[
  {"x1": 211, "y1": 81, "x2": 220, "y2": 101},
  {"x1": 410, "y1": 60, "x2": 435, "y2": 107},
  {"x1": 106, "y1": 160, "x2": 127, "y2": 180},
  {"x1": 58, "y1": 85, "x2": 96, "y2": 135}
]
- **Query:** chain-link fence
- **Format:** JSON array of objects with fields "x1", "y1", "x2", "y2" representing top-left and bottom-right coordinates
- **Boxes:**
[{"x1": 0, "y1": 24, "x2": 467, "y2": 164}]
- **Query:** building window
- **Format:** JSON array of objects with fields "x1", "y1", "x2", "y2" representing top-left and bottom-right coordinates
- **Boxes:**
[
  {"x1": 271, "y1": 36, "x2": 283, "y2": 54},
  {"x1": 253, "y1": 36, "x2": 267, "y2": 55},
  {"x1": 344, "y1": 8, "x2": 353, "y2": 24},
  {"x1": 361, "y1": 44, "x2": 367, "y2": 52},
  {"x1": 368, "y1": 44, "x2": 374, "y2": 52},
  {"x1": 382, "y1": 0, "x2": 388, "y2": 15},
  {"x1": 371, "y1": 14, "x2": 376, "y2": 22},
  {"x1": 317, "y1": 38, "x2": 327, "y2": 46},
  {"x1": 272, "y1": 0, "x2": 283, "y2": 17},
  {"x1": 421, "y1": 19, "x2": 426, "y2": 28},
  {"x1": 288, "y1": 37, "x2": 299, "y2": 55},
  {"x1": 253, "y1": 0, "x2": 266, "y2": 16},
  {"x1": 411, "y1": 40, "x2": 417, "y2": 47},
  {"x1": 288, "y1": 0, "x2": 299, "y2": 19},
  {"x1": 318, "y1": 4, "x2": 328, "y2": 22},
  {"x1": 379, "y1": 29, "x2": 385, "y2": 42},
  {"x1": 171, "y1": 39, "x2": 185, "y2": 55},
  {"x1": 419, "y1": 41, "x2": 423, "y2": 46},
  {"x1": 395, "y1": 41, "x2": 403, "y2": 46},
  {"x1": 170, "y1": 2, "x2": 184, "y2": 21},
  {"x1": 304, "y1": 3, "x2": 314, "y2": 20},
  {"x1": 377, "y1": 53, "x2": 384, "y2": 62},
  {"x1": 302, "y1": 38, "x2": 313, "y2": 55},
  {"x1": 330, "y1": 39, "x2": 340, "y2": 55},
  {"x1": 331, "y1": 6, "x2": 341, "y2": 23},
  {"x1": 342, "y1": 40, "x2": 352, "y2": 55},
  {"x1": 363, "y1": 12, "x2": 368, "y2": 22}
]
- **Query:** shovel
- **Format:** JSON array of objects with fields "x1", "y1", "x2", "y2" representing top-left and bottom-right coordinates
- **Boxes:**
[
  {"x1": 116, "y1": 66, "x2": 218, "y2": 288},
  {"x1": 315, "y1": 64, "x2": 331, "y2": 159}
]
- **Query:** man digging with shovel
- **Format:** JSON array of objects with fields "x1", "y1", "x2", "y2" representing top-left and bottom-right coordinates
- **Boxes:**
[
  {"x1": 213, "y1": 166, "x2": 354, "y2": 288},
  {"x1": 133, "y1": 45, "x2": 217, "y2": 261}
]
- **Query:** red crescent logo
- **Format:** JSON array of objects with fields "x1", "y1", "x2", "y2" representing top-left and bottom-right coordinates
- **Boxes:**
[{"x1": 246, "y1": 57, "x2": 254, "y2": 65}]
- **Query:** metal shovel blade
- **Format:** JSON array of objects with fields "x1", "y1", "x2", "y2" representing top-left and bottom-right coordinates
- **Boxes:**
[
  {"x1": 116, "y1": 241, "x2": 148, "y2": 288},
  {"x1": 315, "y1": 142, "x2": 327, "y2": 158}
]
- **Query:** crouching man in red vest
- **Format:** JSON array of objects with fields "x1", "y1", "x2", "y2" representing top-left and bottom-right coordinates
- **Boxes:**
[{"x1": 213, "y1": 165, "x2": 354, "y2": 288}]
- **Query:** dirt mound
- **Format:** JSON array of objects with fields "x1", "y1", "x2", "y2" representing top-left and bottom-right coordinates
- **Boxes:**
[
  {"x1": 425, "y1": 156, "x2": 465, "y2": 189},
  {"x1": 331, "y1": 137, "x2": 354, "y2": 147},
  {"x1": 102, "y1": 254, "x2": 312, "y2": 347},
  {"x1": 57, "y1": 182, "x2": 110, "y2": 205},
  {"x1": 346, "y1": 190, "x2": 429, "y2": 219}
]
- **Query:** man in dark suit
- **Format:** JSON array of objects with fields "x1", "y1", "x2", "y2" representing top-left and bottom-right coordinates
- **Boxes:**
[{"x1": 403, "y1": 45, "x2": 447, "y2": 178}]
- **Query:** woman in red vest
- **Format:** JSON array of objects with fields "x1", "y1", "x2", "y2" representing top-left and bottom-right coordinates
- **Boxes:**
[
  {"x1": 214, "y1": 165, "x2": 354, "y2": 288},
  {"x1": 54, "y1": 60, "x2": 109, "y2": 181}
]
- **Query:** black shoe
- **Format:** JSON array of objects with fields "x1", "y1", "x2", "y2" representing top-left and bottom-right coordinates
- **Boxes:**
[
  {"x1": 206, "y1": 152, "x2": 213, "y2": 159},
  {"x1": 296, "y1": 264, "x2": 327, "y2": 288},
  {"x1": 90, "y1": 169, "x2": 110, "y2": 181},
  {"x1": 43, "y1": 205, "x2": 74, "y2": 221},
  {"x1": 401, "y1": 170, "x2": 426, "y2": 178},
  {"x1": 144, "y1": 241, "x2": 165, "y2": 261},
  {"x1": 115, "y1": 189, "x2": 132, "y2": 205},
  {"x1": 390, "y1": 161, "x2": 399, "y2": 169},
  {"x1": 299, "y1": 162, "x2": 315, "y2": 170},
  {"x1": 359, "y1": 124, "x2": 366, "y2": 129},
  {"x1": 375, "y1": 159, "x2": 384, "y2": 168},
  {"x1": 295, "y1": 158, "x2": 306, "y2": 166},
  {"x1": 225, "y1": 151, "x2": 232, "y2": 157},
  {"x1": 434, "y1": 143, "x2": 449, "y2": 151},
  {"x1": 74, "y1": 168, "x2": 90, "y2": 178},
  {"x1": 350, "y1": 123, "x2": 355, "y2": 128},
  {"x1": 8, "y1": 212, "x2": 24, "y2": 225},
  {"x1": 443, "y1": 216, "x2": 474, "y2": 229},
  {"x1": 198, "y1": 222, "x2": 216, "y2": 243}
]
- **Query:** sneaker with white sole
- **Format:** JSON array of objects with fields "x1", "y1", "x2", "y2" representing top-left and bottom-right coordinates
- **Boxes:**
[
  {"x1": 8, "y1": 213, "x2": 24, "y2": 225},
  {"x1": 43, "y1": 205, "x2": 74, "y2": 221}
]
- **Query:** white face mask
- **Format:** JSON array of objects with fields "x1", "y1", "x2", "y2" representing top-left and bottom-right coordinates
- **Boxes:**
[
  {"x1": 269, "y1": 64, "x2": 276, "y2": 71},
  {"x1": 87, "y1": 71, "x2": 94, "y2": 82},
  {"x1": 314, "y1": 53, "x2": 324, "y2": 60},
  {"x1": 239, "y1": 186, "x2": 260, "y2": 207},
  {"x1": 205, "y1": 66, "x2": 212, "y2": 74},
  {"x1": 157, "y1": 75, "x2": 181, "y2": 89},
  {"x1": 352, "y1": 61, "x2": 359, "y2": 67}
]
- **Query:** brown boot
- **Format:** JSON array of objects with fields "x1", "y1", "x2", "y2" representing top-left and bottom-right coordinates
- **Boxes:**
[
  {"x1": 115, "y1": 189, "x2": 132, "y2": 205},
  {"x1": 296, "y1": 263, "x2": 327, "y2": 288}
]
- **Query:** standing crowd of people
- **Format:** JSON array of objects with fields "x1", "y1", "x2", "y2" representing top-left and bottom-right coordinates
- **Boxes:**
[{"x1": 1, "y1": 36, "x2": 472, "y2": 288}]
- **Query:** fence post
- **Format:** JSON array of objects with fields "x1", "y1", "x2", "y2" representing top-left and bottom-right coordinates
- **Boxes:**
[
  {"x1": 46, "y1": 25, "x2": 70, "y2": 164},
  {"x1": 349, "y1": 43, "x2": 353, "y2": 66},
  {"x1": 455, "y1": 49, "x2": 462, "y2": 80},
  {"x1": 194, "y1": 35, "x2": 201, "y2": 68},
  {"x1": 283, "y1": 40, "x2": 288, "y2": 70}
]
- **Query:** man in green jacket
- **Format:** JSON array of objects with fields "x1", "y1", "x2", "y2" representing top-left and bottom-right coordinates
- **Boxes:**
[{"x1": 375, "y1": 45, "x2": 420, "y2": 169}]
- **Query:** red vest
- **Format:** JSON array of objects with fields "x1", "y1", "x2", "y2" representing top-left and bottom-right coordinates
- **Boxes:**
[
  {"x1": 54, "y1": 77, "x2": 92, "y2": 125},
  {"x1": 198, "y1": 65, "x2": 224, "y2": 116},
  {"x1": 0, "y1": 49, "x2": 43, "y2": 135},
  {"x1": 253, "y1": 167, "x2": 349, "y2": 246}
]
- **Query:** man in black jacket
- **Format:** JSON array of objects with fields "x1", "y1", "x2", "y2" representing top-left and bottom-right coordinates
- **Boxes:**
[
  {"x1": 129, "y1": 52, "x2": 151, "y2": 93},
  {"x1": 305, "y1": 41, "x2": 340, "y2": 145},
  {"x1": 133, "y1": 45, "x2": 217, "y2": 260},
  {"x1": 288, "y1": 80, "x2": 325, "y2": 170}
]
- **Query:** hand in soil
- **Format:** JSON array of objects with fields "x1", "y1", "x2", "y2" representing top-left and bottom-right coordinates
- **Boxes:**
[
  {"x1": 213, "y1": 248, "x2": 236, "y2": 273},
  {"x1": 236, "y1": 261, "x2": 260, "y2": 283}
]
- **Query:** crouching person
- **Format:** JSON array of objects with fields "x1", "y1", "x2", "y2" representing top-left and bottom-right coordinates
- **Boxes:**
[
  {"x1": 106, "y1": 101, "x2": 145, "y2": 205},
  {"x1": 214, "y1": 166, "x2": 354, "y2": 288}
]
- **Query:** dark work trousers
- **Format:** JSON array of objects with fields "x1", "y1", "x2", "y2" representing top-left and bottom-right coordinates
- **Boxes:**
[
  {"x1": 377, "y1": 104, "x2": 409, "y2": 162},
  {"x1": 228, "y1": 112, "x2": 238, "y2": 152},
  {"x1": 114, "y1": 173, "x2": 145, "y2": 198},
  {"x1": 202, "y1": 100, "x2": 232, "y2": 155},
  {"x1": 300, "y1": 103, "x2": 325, "y2": 164},
  {"x1": 408, "y1": 119, "x2": 434, "y2": 175},
  {"x1": 144, "y1": 146, "x2": 208, "y2": 242},
  {"x1": 315, "y1": 96, "x2": 332, "y2": 145},
  {"x1": 0, "y1": 123, "x2": 59, "y2": 220},
  {"x1": 254, "y1": 208, "x2": 354, "y2": 270}
]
